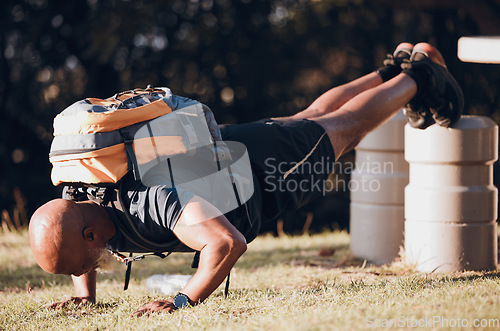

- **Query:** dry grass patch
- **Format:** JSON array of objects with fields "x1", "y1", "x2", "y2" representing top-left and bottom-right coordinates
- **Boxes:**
[{"x1": 1, "y1": 230, "x2": 499, "y2": 330}]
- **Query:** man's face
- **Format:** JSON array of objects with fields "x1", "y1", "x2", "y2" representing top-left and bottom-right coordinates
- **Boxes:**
[
  {"x1": 70, "y1": 246, "x2": 114, "y2": 276},
  {"x1": 68, "y1": 246, "x2": 101, "y2": 276}
]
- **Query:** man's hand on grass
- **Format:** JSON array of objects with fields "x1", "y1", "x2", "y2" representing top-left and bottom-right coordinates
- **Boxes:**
[
  {"x1": 48, "y1": 296, "x2": 94, "y2": 309},
  {"x1": 131, "y1": 299, "x2": 177, "y2": 317}
]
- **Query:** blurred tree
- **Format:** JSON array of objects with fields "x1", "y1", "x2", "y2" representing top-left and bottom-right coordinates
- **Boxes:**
[{"x1": 1, "y1": 0, "x2": 499, "y2": 232}]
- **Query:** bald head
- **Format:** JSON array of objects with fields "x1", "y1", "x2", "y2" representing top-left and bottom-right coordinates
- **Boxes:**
[{"x1": 29, "y1": 199, "x2": 115, "y2": 275}]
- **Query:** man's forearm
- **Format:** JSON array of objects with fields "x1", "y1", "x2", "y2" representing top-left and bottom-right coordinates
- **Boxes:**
[
  {"x1": 179, "y1": 239, "x2": 247, "y2": 304},
  {"x1": 171, "y1": 197, "x2": 249, "y2": 306},
  {"x1": 71, "y1": 270, "x2": 97, "y2": 302}
]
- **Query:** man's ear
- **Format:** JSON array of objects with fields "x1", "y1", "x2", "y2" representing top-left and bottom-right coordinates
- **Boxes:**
[{"x1": 83, "y1": 227, "x2": 96, "y2": 242}]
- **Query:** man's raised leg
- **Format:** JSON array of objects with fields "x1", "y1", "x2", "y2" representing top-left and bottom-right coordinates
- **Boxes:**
[
  {"x1": 312, "y1": 73, "x2": 417, "y2": 159},
  {"x1": 312, "y1": 42, "x2": 464, "y2": 160}
]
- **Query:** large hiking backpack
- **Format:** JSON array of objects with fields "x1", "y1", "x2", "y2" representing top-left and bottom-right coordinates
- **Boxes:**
[
  {"x1": 50, "y1": 85, "x2": 230, "y2": 186},
  {"x1": 50, "y1": 86, "x2": 253, "y2": 292}
]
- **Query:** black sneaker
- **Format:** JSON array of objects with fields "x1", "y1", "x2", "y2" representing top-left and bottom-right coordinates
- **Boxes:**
[
  {"x1": 384, "y1": 42, "x2": 413, "y2": 68},
  {"x1": 403, "y1": 102, "x2": 435, "y2": 129},
  {"x1": 402, "y1": 43, "x2": 464, "y2": 128},
  {"x1": 377, "y1": 42, "x2": 413, "y2": 82}
]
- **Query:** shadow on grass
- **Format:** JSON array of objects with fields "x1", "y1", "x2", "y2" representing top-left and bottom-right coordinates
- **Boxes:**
[
  {"x1": 123, "y1": 239, "x2": 357, "y2": 284},
  {"x1": 236, "y1": 239, "x2": 355, "y2": 269},
  {"x1": 0, "y1": 265, "x2": 72, "y2": 291},
  {"x1": 434, "y1": 270, "x2": 500, "y2": 282}
]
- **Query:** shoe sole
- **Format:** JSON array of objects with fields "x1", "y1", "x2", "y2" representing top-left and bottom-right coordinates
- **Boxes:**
[
  {"x1": 403, "y1": 102, "x2": 435, "y2": 129},
  {"x1": 403, "y1": 47, "x2": 464, "y2": 128},
  {"x1": 383, "y1": 43, "x2": 413, "y2": 67}
]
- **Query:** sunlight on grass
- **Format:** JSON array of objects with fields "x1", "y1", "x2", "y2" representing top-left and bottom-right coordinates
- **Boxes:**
[{"x1": 1, "y1": 229, "x2": 499, "y2": 330}]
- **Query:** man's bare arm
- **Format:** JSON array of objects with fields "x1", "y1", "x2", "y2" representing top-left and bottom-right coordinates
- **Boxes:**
[
  {"x1": 49, "y1": 270, "x2": 97, "y2": 309},
  {"x1": 131, "y1": 196, "x2": 247, "y2": 316},
  {"x1": 175, "y1": 215, "x2": 247, "y2": 303}
]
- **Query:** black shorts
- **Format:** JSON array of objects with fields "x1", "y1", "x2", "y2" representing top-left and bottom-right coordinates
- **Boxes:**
[{"x1": 221, "y1": 119, "x2": 336, "y2": 222}]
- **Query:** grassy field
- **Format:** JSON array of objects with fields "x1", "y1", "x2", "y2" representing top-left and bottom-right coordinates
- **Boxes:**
[{"x1": 1, "y1": 229, "x2": 499, "y2": 330}]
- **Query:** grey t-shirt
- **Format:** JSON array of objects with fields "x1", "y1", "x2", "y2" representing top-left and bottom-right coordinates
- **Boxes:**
[
  {"x1": 104, "y1": 173, "x2": 262, "y2": 254},
  {"x1": 105, "y1": 177, "x2": 194, "y2": 253}
]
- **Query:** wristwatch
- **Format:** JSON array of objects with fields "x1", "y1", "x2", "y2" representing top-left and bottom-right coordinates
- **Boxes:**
[{"x1": 173, "y1": 292, "x2": 192, "y2": 309}]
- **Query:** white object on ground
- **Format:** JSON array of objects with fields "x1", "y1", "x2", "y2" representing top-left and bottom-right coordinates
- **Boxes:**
[{"x1": 146, "y1": 274, "x2": 193, "y2": 295}]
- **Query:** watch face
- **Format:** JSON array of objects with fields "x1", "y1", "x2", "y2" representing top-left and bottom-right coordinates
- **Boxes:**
[{"x1": 173, "y1": 293, "x2": 189, "y2": 309}]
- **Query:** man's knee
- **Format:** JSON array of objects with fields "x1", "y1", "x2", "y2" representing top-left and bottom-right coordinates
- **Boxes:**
[{"x1": 312, "y1": 117, "x2": 365, "y2": 159}]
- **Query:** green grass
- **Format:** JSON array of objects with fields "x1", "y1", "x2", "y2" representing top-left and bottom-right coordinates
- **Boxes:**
[{"x1": 1, "y1": 229, "x2": 500, "y2": 330}]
